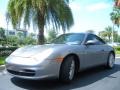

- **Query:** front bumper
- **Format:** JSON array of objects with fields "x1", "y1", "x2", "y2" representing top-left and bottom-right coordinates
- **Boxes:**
[{"x1": 5, "y1": 57, "x2": 61, "y2": 80}]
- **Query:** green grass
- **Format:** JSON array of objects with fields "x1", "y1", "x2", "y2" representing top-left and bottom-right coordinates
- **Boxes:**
[
  {"x1": 0, "y1": 57, "x2": 6, "y2": 65},
  {"x1": 116, "y1": 50, "x2": 120, "y2": 55}
]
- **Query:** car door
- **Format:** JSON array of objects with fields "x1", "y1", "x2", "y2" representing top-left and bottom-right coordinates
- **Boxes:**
[{"x1": 83, "y1": 34, "x2": 106, "y2": 68}]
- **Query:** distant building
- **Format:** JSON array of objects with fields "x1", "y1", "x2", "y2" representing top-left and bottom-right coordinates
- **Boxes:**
[
  {"x1": 8, "y1": 30, "x2": 16, "y2": 36},
  {"x1": 5, "y1": 29, "x2": 28, "y2": 38},
  {"x1": 5, "y1": 30, "x2": 16, "y2": 36},
  {"x1": 4, "y1": 29, "x2": 37, "y2": 39}
]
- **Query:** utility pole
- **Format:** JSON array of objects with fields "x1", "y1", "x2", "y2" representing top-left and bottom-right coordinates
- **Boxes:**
[
  {"x1": 112, "y1": 24, "x2": 114, "y2": 46},
  {"x1": 6, "y1": 13, "x2": 10, "y2": 46}
]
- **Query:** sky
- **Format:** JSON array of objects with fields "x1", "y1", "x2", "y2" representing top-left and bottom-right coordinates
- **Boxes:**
[{"x1": 0, "y1": 0, "x2": 118, "y2": 34}]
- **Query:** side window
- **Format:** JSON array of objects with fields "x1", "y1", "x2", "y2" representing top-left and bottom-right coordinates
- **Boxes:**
[
  {"x1": 86, "y1": 34, "x2": 105, "y2": 45},
  {"x1": 95, "y1": 36, "x2": 105, "y2": 45},
  {"x1": 86, "y1": 34, "x2": 94, "y2": 41}
]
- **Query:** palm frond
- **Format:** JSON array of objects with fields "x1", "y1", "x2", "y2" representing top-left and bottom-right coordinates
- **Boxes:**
[{"x1": 7, "y1": 0, "x2": 74, "y2": 44}]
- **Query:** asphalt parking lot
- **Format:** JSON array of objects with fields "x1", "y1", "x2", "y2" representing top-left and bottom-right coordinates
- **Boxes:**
[{"x1": 0, "y1": 58, "x2": 120, "y2": 90}]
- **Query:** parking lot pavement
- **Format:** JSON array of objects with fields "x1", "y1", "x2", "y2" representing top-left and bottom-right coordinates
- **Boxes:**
[
  {"x1": 0, "y1": 65, "x2": 5, "y2": 71},
  {"x1": 0, "y1": 70, "x2": 7, "y2": 75}
]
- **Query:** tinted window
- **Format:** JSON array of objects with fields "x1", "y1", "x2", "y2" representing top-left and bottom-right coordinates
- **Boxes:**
[
  {"x1": 51, "y1": 33, "x2": 85, "y2": 44},
  {"x1": 86, "y1": 34, "x2": 105, "y2": 45}
]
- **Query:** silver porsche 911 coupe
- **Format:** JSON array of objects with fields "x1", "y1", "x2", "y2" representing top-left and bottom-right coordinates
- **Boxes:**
[{"x1": 5, "y1": 33, "x2": 115, "y2": 82}]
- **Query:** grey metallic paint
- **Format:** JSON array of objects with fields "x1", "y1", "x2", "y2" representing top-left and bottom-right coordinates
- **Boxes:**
[{"x1": 5, "y1": 33, "x2": 115, "y2": 79}]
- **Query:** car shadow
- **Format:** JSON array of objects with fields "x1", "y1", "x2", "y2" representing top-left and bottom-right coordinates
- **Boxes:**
[{"x1": 11, "y1": 64, "x2": 120, "y2": 90}]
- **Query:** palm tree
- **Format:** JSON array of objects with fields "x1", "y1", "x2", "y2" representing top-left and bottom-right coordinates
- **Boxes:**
[
  {"x1": 115, "y1": 0, "x2": 120, "y2": 7},
  {"x1": 104, "y1": 26, "x2": 113, "y2": 42},
  {"x1": 99, "y1": 31, "x2": 108, "y2": 41},
  {"x1": 110, "y1": 6, "x2": 120, "y2": 44},
  {"x1": 111, "y1": 7, "x2": 120, "y2": 27},
  {"x1": 98, "y1": 26, "x2": 118, "y2": 42},
  {"x1": 7, "y1": 0, "x2": 74, "y2": 44}
]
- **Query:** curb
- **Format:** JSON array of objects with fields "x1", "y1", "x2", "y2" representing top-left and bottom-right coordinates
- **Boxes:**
[
  {"x1": 116, "y1": 57, "x2": 120, "y2": 59},
  {"x1": 0, "y1": 65, "x2": 5, "y2": 71},
  {"x1": 116, "y1": 54, "x2": 120, "y2": 57}
]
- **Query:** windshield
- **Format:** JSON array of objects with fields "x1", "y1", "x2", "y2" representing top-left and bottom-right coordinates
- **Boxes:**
[{"x1": 51, "y1": 33, "x2": 85, "y2": 44}]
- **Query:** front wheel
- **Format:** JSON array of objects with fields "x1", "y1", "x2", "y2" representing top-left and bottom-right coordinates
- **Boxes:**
[
  {"x1": 59, "y1": 56, "x2": 75, "y2": 82},
  {"x1": 106, "y1": 53, "x2": 115, "y2": 69}
]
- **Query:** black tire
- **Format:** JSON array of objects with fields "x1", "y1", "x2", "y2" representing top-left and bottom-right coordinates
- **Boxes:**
[
  {"x1": 106, "y1": 53, "x2": 115, "y2": 69},
  {"x1": 59, "y1": 56, "x2": 75, "y2": 82}
]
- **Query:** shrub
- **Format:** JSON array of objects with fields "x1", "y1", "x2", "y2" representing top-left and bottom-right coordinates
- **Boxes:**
[
  {"x1": 0, "y1": 57, "x2": 6, "y2": 65},
  {"x1": 113, "y1": 46, "x2": 120, "y2": 51},
  {"x1": 0, "y1": 47, "x2": 18, "y2": 56}
]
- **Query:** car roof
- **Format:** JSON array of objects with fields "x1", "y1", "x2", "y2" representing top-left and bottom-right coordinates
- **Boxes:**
[{"x1": 64, "y1": 32, "x2": 91, "y2": 35}]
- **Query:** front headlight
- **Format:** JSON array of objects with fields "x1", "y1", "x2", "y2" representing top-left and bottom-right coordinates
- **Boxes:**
[
  {"x1": 5, "y1": 56, "x2": 39, "y2": 65},
  {"x1": 32, "y1": 49, "x2": 54, "y2": 64}
]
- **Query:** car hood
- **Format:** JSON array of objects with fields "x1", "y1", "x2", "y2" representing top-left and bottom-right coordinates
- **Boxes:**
[{"x1": 11, "y1": 44, "x2": 66, "y2": 57}]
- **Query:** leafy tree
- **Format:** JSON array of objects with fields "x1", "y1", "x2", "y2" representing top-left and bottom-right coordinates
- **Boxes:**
[
  {"x1": 6, "y1": 36, "x2": 19, "y2": 46},
  {"x1": 117, "y1": 35, "x2": 120, "y2": 42},
  {"x1": 23, "y1": 34, "x2": 37, "y2": 45},
  {"x1": 104, "y1": 26, "x2": 113, "y2": 42},
  {"x1": 47, "y1": 29, "x2": 57, "y2": 42},
  {"x1": 0, "y1": 28, "x2": 6, "y2": 45},
  {"x1": 23, "y1": 37, "x2": 36, "y2": 45},
  {"x1": 0, "y1": 28, "x2": 6, "y2": 39},
  {"x1": 7, "y1": 0, "x2": 74, "y2": 44},
  {"x1": 98, "y1": 26, "x2": 119, "y2": 42}
]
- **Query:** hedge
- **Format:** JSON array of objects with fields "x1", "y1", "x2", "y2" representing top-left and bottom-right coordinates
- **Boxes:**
[{"x1": 0, "y1": 47, "x2": 18, "y2": 56}]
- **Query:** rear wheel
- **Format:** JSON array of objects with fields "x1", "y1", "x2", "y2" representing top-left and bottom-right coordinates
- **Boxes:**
[
  {"x1": 106, "y1": 53, "x2": 115, "y2": 69},
  {"x1": 59, "y1": 56, "x2": 75, "y2": 82}
]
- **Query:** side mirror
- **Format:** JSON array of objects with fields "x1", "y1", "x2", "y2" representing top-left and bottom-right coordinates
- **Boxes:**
[{"x1": 85, "y1": 40, "x2": 96, "y2": 45}]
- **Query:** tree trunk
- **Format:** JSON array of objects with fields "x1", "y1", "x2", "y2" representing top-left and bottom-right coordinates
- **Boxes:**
[
  {"x1": 38, "y1": 27, "x2": 44, "y2": 45},
  {"x1": 115, "y1": 0, "x2": 120, "y2": 7},
  {"x1": 37, "y1": 12, "x2": 45, "y2": 45}
]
